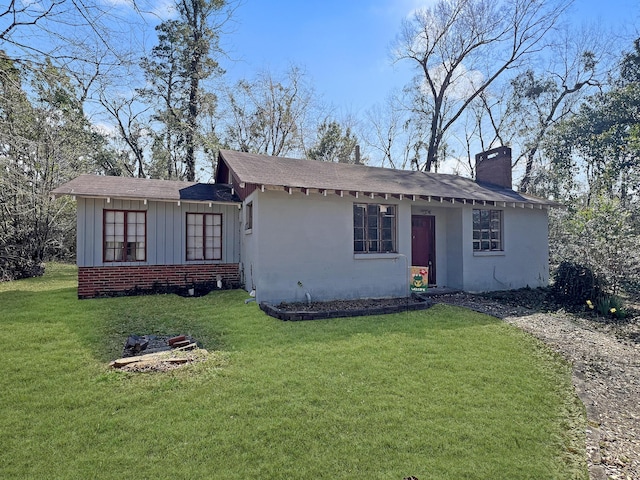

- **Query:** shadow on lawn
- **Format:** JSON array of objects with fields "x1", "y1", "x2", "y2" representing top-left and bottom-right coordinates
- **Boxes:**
[{"x1": 1, "y1": 282, "x2": 503, "y2": 365}]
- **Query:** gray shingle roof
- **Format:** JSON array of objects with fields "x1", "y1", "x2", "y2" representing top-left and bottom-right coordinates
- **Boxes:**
[
  {"x1": 218, "y1": 150, "x2": 557, "y2": 207},
  {"x1": 51, "y1": 174, "x2": 240, "y2": 204}
]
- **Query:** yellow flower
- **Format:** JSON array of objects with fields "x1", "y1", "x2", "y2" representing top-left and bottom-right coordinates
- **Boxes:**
[
  {"x1": 586, "y1": 300, "x2": 594, "y2": 309},
  {"x1": 610, "y1": 308, "x2": 617, "y2": 314}
]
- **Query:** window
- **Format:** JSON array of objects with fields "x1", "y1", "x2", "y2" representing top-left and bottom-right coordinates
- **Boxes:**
[
  {"x1": 104, "y1": 210, "x2": 146, "y2": 262},
  {"x1": 473, "y1": 209, "x2": 502, "y2": 251},
  {"x1": 353, "y1": 204, "x2": 396, "y2": 253},
  {"x1": 187, "y1": 213, "x2": 222, "y2": 260},
  {"x1": 245, "y1": 202, "x2": 253, "y2": 231}
]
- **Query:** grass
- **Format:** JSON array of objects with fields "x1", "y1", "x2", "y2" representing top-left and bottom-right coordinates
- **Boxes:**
[{"x1": 0, "y1": 263, "x2": 587, "y2": 479}]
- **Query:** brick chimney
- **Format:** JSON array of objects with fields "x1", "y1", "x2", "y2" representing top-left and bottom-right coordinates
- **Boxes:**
[{"x1": 475, "y1": 146, "x2": 512, "y2": 189}]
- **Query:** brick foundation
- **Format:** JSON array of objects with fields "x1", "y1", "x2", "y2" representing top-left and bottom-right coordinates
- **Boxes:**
[{"x1": 78, "y1": 264, "x2": 241, "y2": 299}]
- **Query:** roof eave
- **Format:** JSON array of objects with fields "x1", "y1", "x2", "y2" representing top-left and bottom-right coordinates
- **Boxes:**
[
  {"x1": 51, "y1": 192, "x2": 241, "y2": 206},
  {"x1": 247, "y1": 181, "x2": 554, "y2": 208}
]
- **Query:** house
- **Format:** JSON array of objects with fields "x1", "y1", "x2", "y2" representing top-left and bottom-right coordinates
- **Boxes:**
[
  {"x1": 216, "y1": 146, "x2": 555, "y2": 305},
  {"x1": 53, "y1": 146, "x2": 556, "y2": 302}
]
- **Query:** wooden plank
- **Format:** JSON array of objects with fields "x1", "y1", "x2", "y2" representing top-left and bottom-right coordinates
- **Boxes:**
[{"x1": 110, "y1": 351, "x2": 174, "y2": 368}]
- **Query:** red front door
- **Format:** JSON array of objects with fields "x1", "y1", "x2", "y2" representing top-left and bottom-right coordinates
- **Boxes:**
[{"x1": 411, "y1": 215, "x2": 436, "y2": 285}]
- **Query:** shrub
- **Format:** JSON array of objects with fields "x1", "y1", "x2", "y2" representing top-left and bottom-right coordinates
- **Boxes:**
[
  {"x1": 552, "y1": 261, "x2": 601, "y2": 306},
  {"x1": 549, "y1": 198, "x2": 640, "y2": 296},
  {"x1": 0, "y1": 240, "x2": 46, "y2": 282}
]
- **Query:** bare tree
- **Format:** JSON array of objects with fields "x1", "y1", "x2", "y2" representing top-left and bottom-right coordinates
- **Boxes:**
[
  {"x1": 364, "y1": 90, "x2": 427, "y2": 170},
  {"x1": 223, "y1": 66, "x2": 317, "y2": 157},
  {"x1": 0, "y1": 1, "x2": 63, "y2": 45},
  {"x1": 515, "y1": 29, "x2": 606, "y2": 191},
  {"x1": 1, "y1": 0, "x2": 137, "y2": 68},
  {"x1": 394, "y1": 0, "x2": 572, "y2": 172},
  {"x1": 99, "y1": 90, "x2": 150, "y2": 178},
  {"x1": 467, "y1": 24, "x2": 608, "y2": 190}
]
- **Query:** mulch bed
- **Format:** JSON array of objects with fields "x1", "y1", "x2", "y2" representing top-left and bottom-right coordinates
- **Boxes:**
[{"x1": 261, "y1": 295, "x2": 433, "y2": 321}]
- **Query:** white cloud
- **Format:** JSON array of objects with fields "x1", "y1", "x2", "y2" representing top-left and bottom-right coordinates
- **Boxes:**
[
  {"x1": 91, "y1": 122, "x2": 117, "y2": 137},
  {"x1": 421, "y1": 62, "x2": 485, "y2": 100},
  {"x1": 101, "y1": 0, "x2": 135, "y2": 8}
]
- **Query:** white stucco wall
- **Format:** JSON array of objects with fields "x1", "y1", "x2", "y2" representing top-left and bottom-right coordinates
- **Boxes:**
[
  {"x1": 460, "y1": 206, "x2": 549, "y2": 292},
  {"x1": 244, "y1": 190, "x2": 411, "y2": 304},
  {"x1": 242, "y1": 191, "x2": 551, "y2": 304}
]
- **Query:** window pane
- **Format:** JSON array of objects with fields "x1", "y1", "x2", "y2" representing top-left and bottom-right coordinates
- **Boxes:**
[
  {"x1": 367, "y1": 207, "x2": 378, "y2": 228},
  {"x1": 245, "y1": 203, "x2": 253, "y2": 230},
  {"x1": 353, "y1": 205, "x2": 365, "y2": 227},
  {"x1": 105, "y1": 242, "x2": 116, "y2": 261}
]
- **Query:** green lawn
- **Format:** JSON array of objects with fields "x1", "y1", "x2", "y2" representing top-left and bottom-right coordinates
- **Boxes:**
[{"x1": 0, "y1": 263, "x2": 587, "y2": 479}]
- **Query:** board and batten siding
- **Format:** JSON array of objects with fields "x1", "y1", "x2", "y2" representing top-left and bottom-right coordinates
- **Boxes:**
[{"x1": 77, "y1": 198, "x2": 240, "y2": 267}]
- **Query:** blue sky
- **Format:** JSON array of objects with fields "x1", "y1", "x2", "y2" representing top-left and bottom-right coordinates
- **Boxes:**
[
  {"x1": 219, "y1": 0, "x2": 640, "y2": 114},
  {"x1": 222, "y1": 0, "x2": 419, "y2": 113}
]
